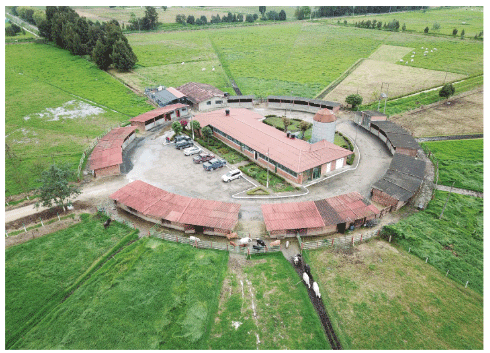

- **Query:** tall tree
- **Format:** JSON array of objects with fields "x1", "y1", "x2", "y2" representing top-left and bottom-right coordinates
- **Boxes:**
[
  {"x1": 282, "y1": 117, "x2": 291, "y2": 132},
  {"x1": 439, "y1": 83, "x2": 455, "y2": 102},
  {"x1": 345, "y1": 94, "x2": 363, "y2": 109},
  {"x1": 259, "y1": 6, "x2": 266, "y2": 15},
  {"x1": 172, "y1": 121, "x2": 183, "y2": 136},
  {"x1": 299, "y1": 121, "x2": 312, "y2": 140},
  {"x1": 92, "y1": 38, "x2": 112, "y2": 70},
  {"x1": 143, "y1": 6, "x2": 158, "y2": 30},
  {"x1": 201, "y1": 126, "x2": 213, "y2": 142},
  {"x1": 35, "y1": 163, "x2": 81, "y2": 212},
  {"x1": 111, "y1": 39, "x2": 137, "y2": 71},
  {"x1": 279, "y1": 9, "x2": 287, "y2": 21}
]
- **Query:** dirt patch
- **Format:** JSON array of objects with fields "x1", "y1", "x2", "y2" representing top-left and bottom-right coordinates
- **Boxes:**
[
  {"x1": 5, "y1": 200, "x2": 94, "y2": 232},
  {"x1": 325, "y1": 59, "x2": 465, "y2": 104},
  {"x1": 5, "y1": 215, "x2": 82, "y2": 248},
  {"x1": 390, "y1": 88, "x2": 483, "y2": 137}
]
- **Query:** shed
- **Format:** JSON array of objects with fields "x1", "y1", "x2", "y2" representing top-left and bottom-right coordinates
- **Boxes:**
[{"x1": 130, "y1": 104, "x2": 190, "y2": 131}]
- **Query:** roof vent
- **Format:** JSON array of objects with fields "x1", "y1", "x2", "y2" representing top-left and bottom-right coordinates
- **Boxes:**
[{"x1": 225, "y1": 109, "x2": 230, "y2": 116}]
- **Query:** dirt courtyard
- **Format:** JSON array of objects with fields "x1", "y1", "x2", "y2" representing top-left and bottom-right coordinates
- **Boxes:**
[{"x1": 389, "y1": 88, "x2": 483, "y2": 137}]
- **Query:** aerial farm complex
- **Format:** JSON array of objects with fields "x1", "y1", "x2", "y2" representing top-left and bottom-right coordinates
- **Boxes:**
[{"x1": 5, "y1": 5, "x2": 482, "y2": 351}]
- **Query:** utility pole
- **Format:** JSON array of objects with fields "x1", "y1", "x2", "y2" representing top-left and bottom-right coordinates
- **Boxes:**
[{"x1": 439, "y1": 181, "x2": 455, "y2": 219}]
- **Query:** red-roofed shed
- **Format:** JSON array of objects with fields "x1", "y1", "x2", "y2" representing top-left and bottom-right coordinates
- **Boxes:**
[
  {"x1": 110, "y1": 180, "x2": 241, "y2": 235},
  {"x1": 130, "y1": 103, "x2": 189, "y2": 131},
  {"x1": 89, "y1": 126, "x2": 137, "y2": 178}
]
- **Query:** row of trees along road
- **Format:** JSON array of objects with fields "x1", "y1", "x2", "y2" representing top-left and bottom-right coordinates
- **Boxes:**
[{"x1": 38, "y1": 6, "x2": 137, "y2": 71}]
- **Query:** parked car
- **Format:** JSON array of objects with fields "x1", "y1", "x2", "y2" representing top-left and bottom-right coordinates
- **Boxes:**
[
  {"x1": 193, "y1": 152, "x2": 215, "y2": 164},
  {"x1": 173, "y1": 135, "x2": 191, "y2": 144},
  {"x1": 175, "y1": 140, "x2": 194, "y2": 150},
  {"x1": 183, "y1": 146, "x2": 201, "y2": 156},
  {"x1": 222, "y1": 169, "x2": 242, "y2": 182},
  {"x1": 203, "y1": 158, "x2": 227, "y2": 171}
]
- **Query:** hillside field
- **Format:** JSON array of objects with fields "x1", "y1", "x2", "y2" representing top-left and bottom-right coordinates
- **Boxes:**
[
  {"x1": 11, "y1": 237, "x2": 229, "y2": 350},
  {"x1": 208, "y1": 253, "x2": 330, "y2": 349},
  {"x1": 306, "y1": 239, "x2": 483, "y2": 349},
  {"x1": 5, "y1": 214, "x2": 138, "y2": 347},
  {"x1": 5, "y1": 43, "x2": 152, "y2": 197},
  {"x1": 421, "y1": 139, "x2": 483, "y2": 192}
]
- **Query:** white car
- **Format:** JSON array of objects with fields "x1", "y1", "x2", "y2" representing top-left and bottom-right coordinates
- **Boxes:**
[
  {"x1": 183, "y1": 146, "x2": 201, "y2": 156},
  {"x1": 222, "y1": 169, "x2": 242, "y2": 182}
]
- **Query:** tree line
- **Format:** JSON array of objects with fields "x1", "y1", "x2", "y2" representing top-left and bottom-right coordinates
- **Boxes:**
[
  {"x1": 37, "y1": 6, "x2": 137, "y2": 72},
  {"x1": 175, "y1": 9, "x2": 286, "y2": 26},
  {"x1": 298, "y1": 6, "x2": 424, "y2": 19}
]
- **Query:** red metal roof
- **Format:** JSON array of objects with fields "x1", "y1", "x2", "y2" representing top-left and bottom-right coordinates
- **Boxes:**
[
  {"x1": 177, "y1": 82, "x2": 225, "y2": 104},
  {"x1": 90, "y1": 126, "x2": 137, "y2": 171},
  {"x1": 110, "y1": 180, "x2": 240, "y2": 231},
  {"x1": 262, "y1": 191, "x2": 380, "y2": 232},
  {"x1": 130, "y1": 103, "x2": 188, "y2": 123},
  {"x1": 195, "y1": 108, "x2": 352, "y2": 173}
]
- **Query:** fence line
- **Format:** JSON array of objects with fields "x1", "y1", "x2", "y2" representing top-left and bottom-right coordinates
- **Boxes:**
[
  {"x1": 149, "y1": 226, "x2": 280, "y2": 255},
  {"x1": 300, "y1": 229, "x2": 380, "y2": 251},
  {"x1": 5, "y1": 213, "x2": 75, "y2": 237}
]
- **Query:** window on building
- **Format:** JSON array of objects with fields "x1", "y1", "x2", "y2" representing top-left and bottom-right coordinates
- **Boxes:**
[
  {"x1": 207, "y1": 101, "x2": 212, "y2": 105},
  {"x1": 215, "y1": 100, "x2": 223, "y2": 104}
]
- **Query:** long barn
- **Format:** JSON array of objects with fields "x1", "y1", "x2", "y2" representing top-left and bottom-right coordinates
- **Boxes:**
[
  {"x1": 261, "y1": 191, "x2": 380, "y2": 238},
  {"x1": 110, "y1": 180, "x2": 241, "y2": 236}
]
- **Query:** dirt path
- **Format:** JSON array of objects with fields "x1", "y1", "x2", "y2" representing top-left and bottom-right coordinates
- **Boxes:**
[{"x1": 435, "y1": 185, "x2": 483, "y2": 198}]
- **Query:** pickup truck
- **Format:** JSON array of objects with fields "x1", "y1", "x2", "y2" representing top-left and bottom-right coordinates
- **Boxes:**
[
  {"x1": 193, "y1": 152, "x2": 215, "y2": 164},
  {"x1": 203, "y1": 158, "x2": 227, "y2": 171}
]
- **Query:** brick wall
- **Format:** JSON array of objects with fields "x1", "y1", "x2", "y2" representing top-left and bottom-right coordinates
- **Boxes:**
[{"x1": 371, "y1": 188, "x2": 401, "y2": 208}]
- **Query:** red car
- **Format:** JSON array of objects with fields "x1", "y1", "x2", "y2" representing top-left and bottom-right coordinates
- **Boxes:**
[{"x1": 192, "y1": 152, "x2": 215, "y2": 164}]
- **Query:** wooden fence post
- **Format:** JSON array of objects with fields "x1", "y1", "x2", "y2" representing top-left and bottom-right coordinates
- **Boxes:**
[
  {"x1": 446, "y1": 270, "x2": 449, "y2": 277},
  {"x1": 331, "y1": 238, "x2": 334, "y2": 246},
  {"x1": 352, "y1": 236, "x2": 354, "y2": 246},
  {"x1": 426, "y1": 257, "x2": 428, "y2": 263},
  {"x1": 23, "y1": 223, "x2": 27, "y2": 232},
  {"x1": 6, "y1": 231, "x2": 8, "y2": 237},
  {"x1": 40, "y1": 218, "x2": 44, "y2": 227},
  {"x1": 57, "y1": 212, "x2": 61, "y2": 221},
  {"x1": 465, "y1": 281, "x2": 469, "y2": 288},
  {"x1": 389, "y1": 235, "x2": 392, "y2": 243}
]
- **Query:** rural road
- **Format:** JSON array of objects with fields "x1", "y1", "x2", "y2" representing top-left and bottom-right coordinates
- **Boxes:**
[{"x1": 435, "y1": 185, "x2": 483, "y2": 198}]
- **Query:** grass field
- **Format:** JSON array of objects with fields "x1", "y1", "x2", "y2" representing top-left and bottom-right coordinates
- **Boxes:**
[
  {"x1": 5, "y1": 214, "x2": 137, "y2": 347},
  {"x1": 5, "y1": 43, "x2": 152, "y2": 197},
  {"x1": 12, "y1": 237, "x2": 228, "y2": 350},
  {"x1": 325, "y1": 6, "x2": 483, "y2": 38},
  {"x1": 306, "y1": 239, "x2": 483, "y2": 349},
  {"x1": 383, "y1": 190, "x2": 483, "y2": 294},
  {"x1": 422, "y1": 139, "x2": 483, "y2": 192},
  {"x1": 208, "y1": 253, "x2": 330, "y2": 349}
]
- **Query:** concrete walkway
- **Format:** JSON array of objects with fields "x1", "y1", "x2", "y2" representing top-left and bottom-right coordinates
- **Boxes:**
[{"x1": 435, "y1": 184, "x2": 483, "y2": 198}]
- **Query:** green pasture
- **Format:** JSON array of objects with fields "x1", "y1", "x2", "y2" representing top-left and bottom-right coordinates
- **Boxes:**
[
  {"x1": 422, "y1": 139, "x2": 483, "y2": 192},
  {"x1": 5, "y1": 43, "x2": 152, "y2": 197},
  {"x1": 13, "y1": 237, "x2": 228, "y2": 350},
  {"x1": 360, "y1": 75, "x2": 483, "y2": 116},
  {"x1": 383, "y1": 190, "x2": 483, "y2": 294},
  {"x1": 5, "y1": 214, "x2": 137, "y2": 347},
  {"x1": 208, "y1": 252, "x2": 330, "y2": 349},
  {"x1": 327, "y1": 6, "x2": 483, "y2": 38},
  {"x1": 306, "y1": 238, "x2": 483, "y2": 349}
]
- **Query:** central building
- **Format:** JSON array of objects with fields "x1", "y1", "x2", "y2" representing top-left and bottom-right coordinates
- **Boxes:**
[{"x1": 194, "y1": 108, "x2": 353, "y2": 184}]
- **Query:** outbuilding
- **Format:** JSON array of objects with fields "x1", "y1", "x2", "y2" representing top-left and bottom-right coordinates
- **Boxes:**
[
  {"x1": 89, "y1": 126, "x2": 137, "y2": 178},
  {"x1": 371, "y1": 153, "x2": 426, "y2": 210},
  {"x1": 267, "y1": 96, "x2": 341, "y2": 114},
  {"x1": 130, "y1": 104, "x2": 190, "y2": 131},
  {"x1": 369, "y1": 121, "x2": 420, "y2": 157},
  {"x1": 262, "y1": 191, "x2": 380, "y2": 238},
  {"x1": 110, "y1": 180, "x2": 241, "y2": 236},
  {"x1": 176, "y1": 82, "x2": 227, "y2": 111}
]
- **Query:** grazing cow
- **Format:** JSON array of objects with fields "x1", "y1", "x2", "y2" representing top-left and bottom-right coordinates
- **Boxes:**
[
  {"x1": 293, "y1": 255, "x2": 301, "y2": 266},
  {"x1": 229, "y1": 241, "x2": 238, "y2": 247},
  {"x1": 189, "y1": 236, "x2": 200, "y2": 242},
  {"x1": 252, "y1": 245, "x2": 263, "y2": 251},
  {"x1": 312, "y1": 282, "x2": 321, "y2": 298},
  {"x1": 286, "y1": 241, "x2": 290, "y2": 249},
  {"x1": 303, "y1": 272, "x2": 311, "y2": 289},
  {"x1": 256, "y1": 239, "x2": 266, "y2": 247},
  {"x1": 239, "y1": 237, "x2": 252, "y2": 245},
  {"x1": 270, "y1": 240, "x2": 280, "y2": 247},
  {"x1": 239, "y1": 243, "x2": 248, "y2": 248},
  {"x1": 304, "y1": 264, "x2": 311, "y2": 277},
  {"x1": 103, "y1": 218, "x2": 111, "y2": 229}
]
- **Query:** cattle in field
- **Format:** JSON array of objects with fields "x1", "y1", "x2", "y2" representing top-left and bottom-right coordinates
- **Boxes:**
[
  {"x1": 303, "y1": 272, "x2": 311, "y2": 288},
  {"x1": 103, "y1": 218, "x2": 112, "y2": 229},
  {"x1": 304, "y1": 264, "x2": 311, "y2": 278},
  {"x1": 256, "y1": 239, "x2": 266, "y2": 247},
  {"x1": 270, "y1": 240, "x2": 280, "y2": 247},
  {"x1": 239, "y1": 237, "x2": 252, "y2": 245},
  {"x1": 229, "y1": 241, "x2": 238, "y2": 247},
  {"x1": 293, "y1": 255, "x2": 301, "y2": 266},
  {"x1": 312, "y1": 282, "x2": 321, "y2": 298},
  {"x1": 190, "y1": 236, "x2": 200, "y2": 242},
  {"x1": 239, "y1": 243, "x2": 248, "y2": 248},
  {"x1": 252, "y1": 245, "x2": 263, "y2": 251}
]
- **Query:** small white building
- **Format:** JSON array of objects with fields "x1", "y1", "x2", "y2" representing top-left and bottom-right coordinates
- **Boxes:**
[{"x1": 176, "y1": 82, "x2": 227, "y2": 111}]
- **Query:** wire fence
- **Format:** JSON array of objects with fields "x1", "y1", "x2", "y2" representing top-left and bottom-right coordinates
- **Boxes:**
[
  {"x1": 5, "y1": 212, "x2": 75, "y2": 238},
  {"x1": 149, "y1": 225, "x2": 281, "y2": 255},
  {"x1": 300, "y1": 229, "x2": 381, "y2": 251}
]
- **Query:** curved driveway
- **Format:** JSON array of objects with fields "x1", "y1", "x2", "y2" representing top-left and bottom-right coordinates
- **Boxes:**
[{"x1": 125, "y1": 108, "x2": 393, "y2": 221}]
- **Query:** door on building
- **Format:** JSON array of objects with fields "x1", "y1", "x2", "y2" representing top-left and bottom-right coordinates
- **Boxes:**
[
  {"x1": 176, "y1": 109, "x2": 180, "y2": 118},
  {"x1": 326, "y1": 162, "x2": 331, "y2": 173},
  {"x1": 254, "y1": 151, "x2": 258, "y2": 160},
  {"x1": 312, "y1": 166, "x2": 321, "y2": 179}
]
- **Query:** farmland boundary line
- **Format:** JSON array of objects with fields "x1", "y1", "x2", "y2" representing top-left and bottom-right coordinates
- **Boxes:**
[{"x1": 315, "y1": 58, "x2": 365, "y2": 100}]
